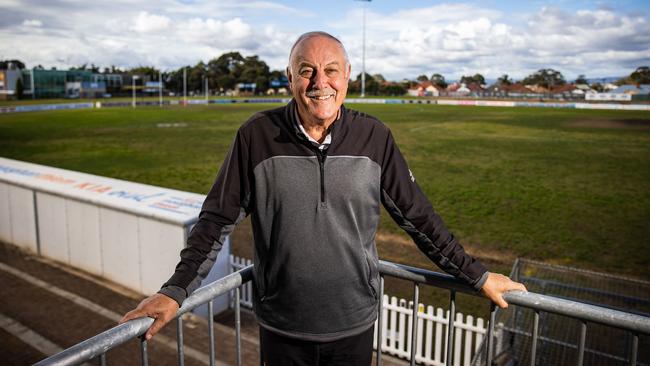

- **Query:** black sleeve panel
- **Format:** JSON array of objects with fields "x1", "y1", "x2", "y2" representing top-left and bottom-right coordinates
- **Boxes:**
[
  {"x1": 159, "y1": 128, "x2": 252, "y2": 305},
  {"x1": 379, "y1": 130, "x2": 487, "y2": 289}
]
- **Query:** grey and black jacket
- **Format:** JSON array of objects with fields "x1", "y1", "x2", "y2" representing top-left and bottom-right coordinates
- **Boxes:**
[{"x1": 160, "y1": 99, "x2": 488, "y2": 341}]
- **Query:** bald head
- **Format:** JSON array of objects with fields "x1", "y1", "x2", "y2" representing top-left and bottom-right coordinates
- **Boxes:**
[
  {"x1": 288, "y1": 31, "x2": 350, "y2": 72},
  {"x1": 285, "y1": 31, "x2": 351, "y2": 128}
]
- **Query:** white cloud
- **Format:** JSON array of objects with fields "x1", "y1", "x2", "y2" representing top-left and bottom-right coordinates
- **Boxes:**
[
  {"x1": 334, "y1": 4, "x2": 649, "y2": 80},
  {"x1": 22, "y1": 19, "x2": 42, "y2": 27},
  {"x1": 131, "y1": 12, "x2": 171, "y2": 33},
  {"x1": 177, "y1": 17, "x2": 252, "y2": 43},
  {"x1": 0, "y1": 2, "x2": 648, "y2": 81}
]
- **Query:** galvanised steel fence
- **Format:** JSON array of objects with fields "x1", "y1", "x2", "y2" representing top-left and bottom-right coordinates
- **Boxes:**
[
  {"x1": 230, "y1": 254, "x2": 488, "y2": 365},
  {"x1": 35, "y1": 260, "x2": 650, "y2": 366}
]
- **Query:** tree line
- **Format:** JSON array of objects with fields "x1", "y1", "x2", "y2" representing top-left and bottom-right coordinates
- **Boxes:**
[{"x1": 3, "y1": 55, "x2": 649, "y2": 96}]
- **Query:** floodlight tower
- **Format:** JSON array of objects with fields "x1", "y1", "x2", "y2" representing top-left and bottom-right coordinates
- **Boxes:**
[
  {"x1": 132, "y1": 75, "x2": 139, "y2": 108},
  {"x1": 355, "y1": 0, "x2": 371, "y2": 98},
  {"x1": 183, "y1": 67, "x2": 187, "y2": 105}
]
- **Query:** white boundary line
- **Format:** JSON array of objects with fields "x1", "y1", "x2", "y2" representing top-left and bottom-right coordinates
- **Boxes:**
[
  {"x1": 0, "y1": 261, "x2": 227, "y2": 366},
  {"x1": 0, "y1": 312, "x2": 62, "y2": 356}
]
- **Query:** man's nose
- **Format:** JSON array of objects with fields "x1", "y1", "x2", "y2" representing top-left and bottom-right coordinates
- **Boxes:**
[{"x1": 311, "y1": 69, "x2": 328, "y2": 89}]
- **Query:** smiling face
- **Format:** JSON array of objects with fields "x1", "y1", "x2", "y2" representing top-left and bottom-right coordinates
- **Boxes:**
[{"x1": 287, "y1": 34, "x2": 351, "y2": 127}]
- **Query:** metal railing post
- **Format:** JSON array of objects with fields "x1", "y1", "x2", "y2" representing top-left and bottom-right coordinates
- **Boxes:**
[
  {"x1": 629, "y1": 333, "x2": 638, "y2": 366},
  {"x1": 487, "y1": 303, "x2": 496, "y2": 366},
  {"x1": 235, "y1": 287, "x2": 242, "y2": 366},
  {"x1": 577, "y1": 321, "x2": 586, "y2": 366},
  {"x1": 410, "y1": 282, "x2": 419, "y2": 366},
  {"x1": 530, "y1": 310, "x2": 539, "y2": 366},
  {"x1": 446, "y1": 290, "x2": 456, "y2": 366},
  {"x1": 208, "y1": 300, "x2": 215, "y2": 366},
  {"x1": 376, "y1": 275, "x2": 384, "y2": 366},
  {"x1": 139, "y1": 336, "x2": 148, "y2": 366},
  {"x1": 177, "y1": 317, "x2": 185, "y2": 366},
  {"x1": 32, "y1": 262, "x2": 650, "y2": 366}
]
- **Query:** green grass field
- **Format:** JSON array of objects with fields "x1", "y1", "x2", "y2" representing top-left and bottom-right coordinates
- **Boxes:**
[{"x1": 1, "y1": 103, "x2": 649, "y2": 316}]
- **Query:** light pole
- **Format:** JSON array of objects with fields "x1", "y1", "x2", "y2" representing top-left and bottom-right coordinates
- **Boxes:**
[
  {"x1": 204, "y1": 76, "x2": 208, "y2": 101},
  {"x1": 159, "y1": 71, "x2": 163, "y2": 107},
  {"x1": 132, "y1": 75, "x2": 139, "y2": 108},
  {"x1": 183, "y1": 67, "x2": 187, "y2": 105},
  {"x1": 356, "y1": 0, "x2": 371, "y2": 98}
]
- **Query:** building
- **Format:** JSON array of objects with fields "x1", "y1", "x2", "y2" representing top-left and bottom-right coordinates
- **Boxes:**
[
  {"x1": 92, "y1": 73, "x2": 123, "y2": 96},
  {"x1": 407, "y1": 81, "x2": 442, "y2": 97},
  {"x1": 21, "y1": 69, "x2": 93, "y2": 99},
  {"x1": 0, "y1": 61, "x2": 24, "y2": 100}
]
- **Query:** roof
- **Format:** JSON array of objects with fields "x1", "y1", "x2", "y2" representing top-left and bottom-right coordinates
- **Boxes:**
[
  {"x1": 504, "y1": 83, "x2": 532, "y2": 93},
  {"x1": 551, "y1": 84, "x2": 577, "y2": 94}
]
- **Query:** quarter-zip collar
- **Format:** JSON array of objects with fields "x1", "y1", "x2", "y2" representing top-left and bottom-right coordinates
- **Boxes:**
[{"x1": 286, "y1": 98, "x2": 345, "y2": 150}]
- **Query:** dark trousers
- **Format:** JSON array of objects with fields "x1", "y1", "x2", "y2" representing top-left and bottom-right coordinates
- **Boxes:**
[{"x1": 259, "y1": 325, "x2": 375, "y2": 366}]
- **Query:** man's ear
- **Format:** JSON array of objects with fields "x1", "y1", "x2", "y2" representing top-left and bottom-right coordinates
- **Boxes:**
[
  {"x1": 286, "y1": 66, "x2": 293, "y2": 86},
  {"x1": 346, "y1": 64, "x2": 352, "y2": 80}
]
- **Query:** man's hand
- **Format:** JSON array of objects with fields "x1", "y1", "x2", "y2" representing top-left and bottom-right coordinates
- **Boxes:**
[
  {"x1": 480, "y1": 272, "x2": 527, "y2": 309},
  {"x1": 119, "y1": 293, "x2": 179, "y2": 340}
]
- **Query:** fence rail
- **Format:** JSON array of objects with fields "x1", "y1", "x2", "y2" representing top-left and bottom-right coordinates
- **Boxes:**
[
  {"x1": 35, "y1": 259, "x2": 650, "y2": 366},
  {"x1": 230, "y1": 255, "x2": 487, "y2": 365}
]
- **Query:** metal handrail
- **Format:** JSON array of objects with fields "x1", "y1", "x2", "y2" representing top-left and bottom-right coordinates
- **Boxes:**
[
  {"x1": 34, "y1": 260, "x2": 650, "y2": 366},
  {"x1": 34, "y1": 266, "x2": 253, "y2": 366},
  {"x1": 378, "y1": 260, "x2": 650, "y2": 333},
  {"x1": 376, "y1": 260, "x2": 650, "y2": 366}
]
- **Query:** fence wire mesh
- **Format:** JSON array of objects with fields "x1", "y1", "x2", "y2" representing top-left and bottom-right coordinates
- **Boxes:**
[{"x1": 473, "y1": 258, "x2": 650, "y2": 366}]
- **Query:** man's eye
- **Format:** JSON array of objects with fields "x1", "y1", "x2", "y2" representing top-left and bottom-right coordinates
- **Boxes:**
[
  {"x1": 326, "y1": 69, "x2": 339, "y2": 76},
  {"x1": 300, "y1": 69, "x2": 313, "y2": 77}
]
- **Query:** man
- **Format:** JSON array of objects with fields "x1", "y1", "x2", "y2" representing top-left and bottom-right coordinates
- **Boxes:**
[{"x1": 121, "y1": 31, "x2": 526, "y2": 365}]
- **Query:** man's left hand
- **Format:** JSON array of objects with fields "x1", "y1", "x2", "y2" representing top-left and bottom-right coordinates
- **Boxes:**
[{"x1": 480, "y1": 272, "x2": 527, "y2": 308}]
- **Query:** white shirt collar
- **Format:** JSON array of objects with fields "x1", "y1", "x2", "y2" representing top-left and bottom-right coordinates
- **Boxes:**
[{"x1": 294, "y1": 109, "x2": 331, "y2": 151}]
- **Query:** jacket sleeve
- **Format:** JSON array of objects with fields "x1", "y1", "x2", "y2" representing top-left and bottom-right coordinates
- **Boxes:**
[
  {"x1": 159, "y1": 129, "x2": 252, "y2": 305},
  {"x1": 379, "y1": 130, "x2": 488, "y2": 290}
]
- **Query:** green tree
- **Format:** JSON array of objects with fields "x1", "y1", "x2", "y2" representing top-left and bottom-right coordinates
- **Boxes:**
[
  {"x1": 574, "y1": 74, "x2": 588, "y2": 84},
  {"x1": 416, "y1": 74, "x2": 429, "y2": 82},
  {"x1": 129, "y1": 66, "x2": 160, "y2": 79},
  {"x1": 630, "y1": 66, "x2": 650, "y2": 84},
  {"x1": 497, "y1": 74, "x2": 512, "y2": 86},
  {"x1": 208, "y1": 52, "x2": 244, "y2": 76},
  {"x1": 0, "y1": 59, "x2": 26, "y2": 69},
  {"x1": 355, "y1": 72, "x2": 374, "y2": 82},
  {"x1": 366, "y1": 78, "x2": 380, "y2": 95},
  {"x1": 207, "y1": 52, "x2": 245, "y2": 91},
  {"x1": 216, "y1": 74, "x2": 236, "y2": 91},
  {"x1": 165, "y1": 67, "x2": 186, "y2": 94},
  {"x1": 380, "y1": 83, "x2": 406, "y2": 96},
  {"x1": 188, "y1": 61, "x2": 207, "y2": 94},
  {"x1": 460, "y1": 73, "x2": 485, "y2": 85},
  {"x1": 372, "y1": 74, "x2": 386, "y2": 83},
  {"x1": 430, "y1": 73, "x2": 447, "y2": 88},
  {"x1": 522, "y1": 69, "x2": 566, "y2": 88},
  {"x1": 237, "y1": 55, "x2": 271, "y2": 92}
]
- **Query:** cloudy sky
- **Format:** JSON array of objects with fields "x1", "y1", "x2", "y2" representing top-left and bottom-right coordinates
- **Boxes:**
[{"x1": 1, "y1": 0, "x2": 649, "y2": 81}]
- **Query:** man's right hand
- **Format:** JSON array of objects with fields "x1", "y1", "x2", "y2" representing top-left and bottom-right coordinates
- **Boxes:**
[{"x1": 119, "y1": 293, "x2": 179, "y2": 340}]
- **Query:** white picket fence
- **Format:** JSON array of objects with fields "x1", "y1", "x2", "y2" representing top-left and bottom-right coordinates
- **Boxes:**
[
  {"x1": 229, "y1": 255, "x2": 486, "y2": 365},
  {"x1": 230, "y1": 255, "x2": 255, "y2": 308}
]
